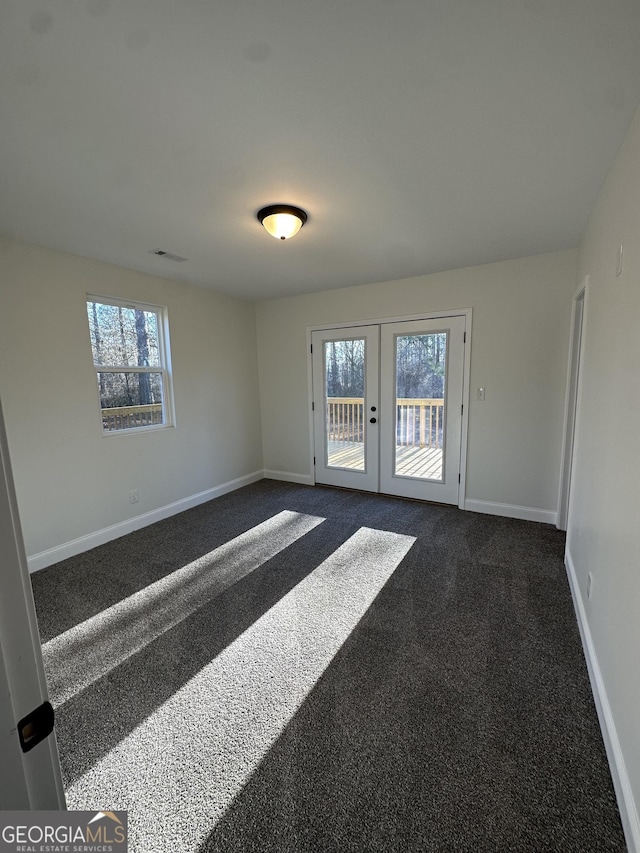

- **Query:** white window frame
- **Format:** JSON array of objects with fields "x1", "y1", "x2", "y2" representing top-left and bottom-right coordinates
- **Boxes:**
[{"x1": 86, "y1": 294, "x2": 175, "y2": 436}]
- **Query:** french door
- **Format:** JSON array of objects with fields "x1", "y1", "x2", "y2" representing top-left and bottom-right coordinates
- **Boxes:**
[{"x1": 312, "y1": 316, "x2": 466, "y2": 504}]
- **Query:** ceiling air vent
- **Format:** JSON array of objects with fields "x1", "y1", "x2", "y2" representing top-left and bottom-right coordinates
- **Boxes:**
[{"x1": 149, "y1": 249, "x2": 188, "y2": 262}]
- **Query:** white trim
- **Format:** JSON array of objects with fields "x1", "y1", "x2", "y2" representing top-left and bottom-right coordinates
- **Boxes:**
[
  {"x1": 27, "y1": 470, "x2": 264, "y2": 573},
  {"x1": 464, "y1": 498, "x2": 557, "y2": 525},
  {"x1": 557, "y1": 275, "x2": 589, "y2": 530},
  {"x1": 565, "y1": 547, "x2": 640, "y2": 853},
  {"x1": 264, "y1": 470, "x2": 314, "y2": 486},
  {"x1": 306, "y1": 326, "x2": 317, "y2": 486},
  {"x1": 458, "y1": 310, "x2": 472, "y2": 510},
  {"x1": 307, "y1": 307, "x2": 472, "y2": 331}
]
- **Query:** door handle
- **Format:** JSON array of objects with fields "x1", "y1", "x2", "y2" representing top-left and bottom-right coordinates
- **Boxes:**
[
  {"x1": 18, "y1": 702, "x2": 55, "y2": 753},
  {"x1": 370, "y1": 417, "x2": 377, "y2": 424}
]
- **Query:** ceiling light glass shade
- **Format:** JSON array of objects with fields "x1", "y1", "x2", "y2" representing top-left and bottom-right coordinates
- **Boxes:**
[{"x1": 257, "y1": 205, "x2": 308, "y2": 240}]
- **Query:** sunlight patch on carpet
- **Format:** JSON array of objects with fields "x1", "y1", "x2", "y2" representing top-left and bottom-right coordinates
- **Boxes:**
[
  {"x1": 43, "y1": 510, "x2": 325, "y2": 706},
  {"x1": 66, "y1": 526, "x2": 415, "y2": 853}
]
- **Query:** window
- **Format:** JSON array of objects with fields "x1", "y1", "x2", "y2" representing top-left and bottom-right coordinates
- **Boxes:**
[{"x1": 86, "y1": 296, "x2": 174, "y2": 433}]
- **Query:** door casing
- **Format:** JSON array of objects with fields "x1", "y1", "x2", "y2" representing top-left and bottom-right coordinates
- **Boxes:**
[
  {"x1": 557, "y1": 277, "x2": 588, "y2": 531},
  {"x1": 307, "y1": 309, "x2": 472, "y2": 508}
]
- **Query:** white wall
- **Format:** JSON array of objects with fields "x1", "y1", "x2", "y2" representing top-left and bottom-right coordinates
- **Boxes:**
[
  {"x1": 567, "y1": 106, "x2": 640, "y2": 848},
  {"x1": 0, "y1": 238, "x2": 263, "y2": 565},
  {"x1": 256, "y1": 250, "x2": 576, "y2": 518}
]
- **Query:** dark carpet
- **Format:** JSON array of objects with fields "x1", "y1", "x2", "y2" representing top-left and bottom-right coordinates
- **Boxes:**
[{"x1": 31, "y1": 479, "x2": 626, "y2": 852}]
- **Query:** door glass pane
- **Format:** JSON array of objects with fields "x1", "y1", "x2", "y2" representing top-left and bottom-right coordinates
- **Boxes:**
[
  {"x1": 324, "y1": 339, "x2": 365, "y2": 471},
  {"x1": 394, "y1": 332, "x2": 446, "y2": 481}
]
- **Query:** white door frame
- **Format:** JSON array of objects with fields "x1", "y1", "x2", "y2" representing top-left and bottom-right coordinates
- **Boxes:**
[
  {"x1": 0, "y1": 397, "x2": 66, "y2": 809},
  {"x1": 557, "y1": 277, "x2": 589, "y2": 531},
  {"x1": 307, "y1": 308, "x2": 472, "y2": 509}
]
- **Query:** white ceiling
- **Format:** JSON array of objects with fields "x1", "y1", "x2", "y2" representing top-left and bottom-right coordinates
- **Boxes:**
[{"x1": 2, "y1": 0, "x2": 640, "y2": 301}]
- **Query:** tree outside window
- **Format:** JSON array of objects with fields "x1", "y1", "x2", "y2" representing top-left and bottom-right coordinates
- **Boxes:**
[{"x1": 86, "y1": 297, "x2": 174, "y2": 433}]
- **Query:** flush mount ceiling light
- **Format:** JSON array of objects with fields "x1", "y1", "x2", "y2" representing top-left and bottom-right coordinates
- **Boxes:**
[{"x1": 257, "y1": 204, "x2": 308, "y2": 240}]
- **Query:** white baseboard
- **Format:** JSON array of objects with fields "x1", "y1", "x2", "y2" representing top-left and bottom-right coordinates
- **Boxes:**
[
  {"x1": 565, "y1": 547, "x2": 640, "y2": 853},
  {"x1": 263, "y1": 469, "x2": 314, "y2": 486},
  {"x1": 27, "y1": 470, "x2": 265, "y2": 573},
  {"x1": 464, "y1": 498, "x2": 557, "y2": 525}
]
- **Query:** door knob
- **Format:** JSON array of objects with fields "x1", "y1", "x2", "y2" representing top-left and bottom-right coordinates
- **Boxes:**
[{"x1": 370, "y1": 417, "x2": 377, "y2": 424}]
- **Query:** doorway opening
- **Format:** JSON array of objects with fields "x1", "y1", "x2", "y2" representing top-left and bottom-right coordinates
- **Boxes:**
[{"x1": 310, "y1": 311, "x2": 471, "y2": 506}]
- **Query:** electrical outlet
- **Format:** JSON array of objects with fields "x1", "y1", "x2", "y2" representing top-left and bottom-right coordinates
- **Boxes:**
[
  {"x1": 129, "y1": 488, "x2": 139, "y2": 505},
  {"x1": 587, "y1": 572, "x2": 594, "y2": 600}
]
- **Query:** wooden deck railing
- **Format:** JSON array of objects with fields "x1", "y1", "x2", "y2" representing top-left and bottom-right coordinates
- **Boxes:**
[
  {"x1": 326, "y1": 397, "x2": 444, "y2": 448},
  {"x1": 396, "y1": 398, "x2": 444, "y2": 449},
  {"x1": 327, "y1": 397, "x2": 364, "y2": 442},
  {"x1": 102, "y1": 403, "x2": 163, "y2": 432}
]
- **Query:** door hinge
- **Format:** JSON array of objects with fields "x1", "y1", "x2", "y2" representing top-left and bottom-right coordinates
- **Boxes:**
[
  {"x1": 310, "y1": 344, "x2": 313, "y2": 354},
  {"x1": 313, "y1": 456, "x2": 316, "y2": 465},
  {"x1": 458, "y1": 473, "x2": 461, "y2": 484},
  {"x1": 464, "y1": 331, "x2": 466, "y2": 344},
  {"x1": 461, "y1": 404, "x2": 464, "y2": 416},
  {"x1": 312, "y1": 401, "x2": 315, "y2": 411},
  {"x1": 17, "y1": 701, "x2": 55, "y2": 753}
]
